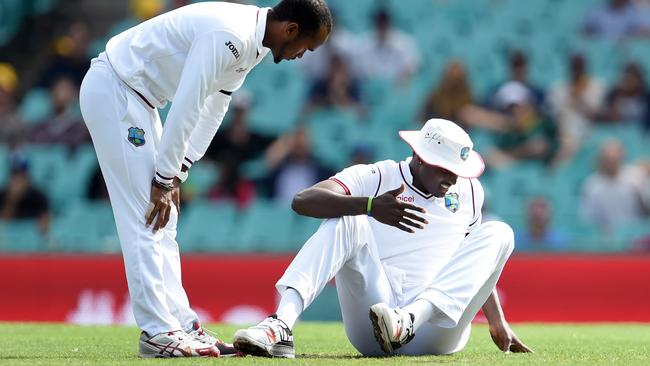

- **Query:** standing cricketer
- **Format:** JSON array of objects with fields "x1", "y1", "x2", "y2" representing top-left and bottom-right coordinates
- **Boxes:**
[
  {"x1": 233, "y1": 119, "x2": 532, "y2": 358},
  {"x1": 79, "y1": 0, "x2": 331, "y2": 358}
]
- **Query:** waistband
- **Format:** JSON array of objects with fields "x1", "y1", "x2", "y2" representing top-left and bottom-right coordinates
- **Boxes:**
[{"x1": 96, "y1": 52, "x2": 155, "y2": 110}]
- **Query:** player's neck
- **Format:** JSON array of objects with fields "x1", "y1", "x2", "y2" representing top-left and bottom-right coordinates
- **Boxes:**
[
  {"x1": 262, "y1": 9, "x2": 276, "y2": 49},
  {"x1": 408, "y1": 159, "x2": 430, "y2": 195}
]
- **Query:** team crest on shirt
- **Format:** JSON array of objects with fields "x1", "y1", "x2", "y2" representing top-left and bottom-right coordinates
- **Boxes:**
[
  {"x1": 127, "y1": 127, "x2": 145, "y2": 147},
  {"x1": 444, "y1": 192, "x2": 460, "y2": 213}
]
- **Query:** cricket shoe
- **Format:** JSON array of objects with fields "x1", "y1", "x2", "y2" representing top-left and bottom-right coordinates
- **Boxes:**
[
  {"x1": 187, "y1": 322, "x2": 244, "y2": 357},
  {"x1": 233, "y1": 314, "x2": 295, "y2": 358},
  {"x1": 369, "y1": 303, "x2": 415, "y2": 354},
  {"x1": 138, "y1": 330, "x2": 220, "y2": 358}
]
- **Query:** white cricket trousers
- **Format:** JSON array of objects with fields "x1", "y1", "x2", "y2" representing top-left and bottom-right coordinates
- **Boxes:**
[
  {"x1": 79, "y1": 54, "x2": 199, "y2": 335},
  {"x1": 276, "y1": 216, "x2": 514, "y2": 356}
]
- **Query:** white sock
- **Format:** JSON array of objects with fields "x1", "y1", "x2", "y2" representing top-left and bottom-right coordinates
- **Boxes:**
[
  {"x1": 275, "y1": 287, "x2": 303, "y2": 330},
  {"x1": 403, "y1": 299, "x2": 435, "y2": 331}
]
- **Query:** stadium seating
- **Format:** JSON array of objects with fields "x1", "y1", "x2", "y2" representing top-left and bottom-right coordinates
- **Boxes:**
[{"x1": 1, "y1": 0, "x2": 648, "y2": 254}]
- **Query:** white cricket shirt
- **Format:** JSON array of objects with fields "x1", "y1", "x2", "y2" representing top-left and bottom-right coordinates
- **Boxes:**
[
  {"x1": 105, "y1": 2, "x2": 270, "y2": 184},
  {"x1": 330, "y1": 157, "x2": 484, "y2": 292}
]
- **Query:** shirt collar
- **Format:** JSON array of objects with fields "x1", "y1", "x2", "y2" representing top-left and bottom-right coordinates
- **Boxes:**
[{"x1": 256, "y1": 8, "x2": 270, "y2": 57}]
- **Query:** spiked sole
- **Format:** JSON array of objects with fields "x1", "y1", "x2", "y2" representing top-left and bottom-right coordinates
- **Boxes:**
[
  {"x1": 233, "y1": 334, "x2": 295, "y2": 359},
  {"x1": 369, "y1": 305, "x2": 394, "y2": 354}
]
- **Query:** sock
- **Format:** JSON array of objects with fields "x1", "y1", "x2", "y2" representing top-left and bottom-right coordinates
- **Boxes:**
[
  {"x1": 403, "y1": 299, "x2": 435, "y2": 331},
  {"x1": 275, "y1": 287, "x2": 303, "y2": 330}
]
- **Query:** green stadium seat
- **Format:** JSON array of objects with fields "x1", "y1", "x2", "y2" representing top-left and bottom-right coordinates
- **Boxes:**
[
  {"x1": 50, "y1": 201, "x2": 118, "y2": 252},
  {"x1": 23, "y1": 144, "x2": 67, "y2": 196},
  {"x1": 291, "y1": 216, "x2": 323, "y2": 246},
  {"x1": 27, "y1": 0, "x2": 57, "y2": 15},
  {"x1": 233, "y1": 200, "x2": 296, "y2": 252},
  {"x1": 18, "y1": 88, "x2": 53, "y2": 124},
  {"x1": 0, "y1": 220, "x2": 43, "y2": 252},
  {"x1": 177, "y1": 201, "x2": 237, "y2": 252},
  {"x1": 183, "y1": 161, "x2": 219, "y2": 198},
  {"x1": 0, "y1": 0, "x2": 24, "y2": 45},
  {"x1": 49, "y1": 145, "x2": 99, "y2": 210}
]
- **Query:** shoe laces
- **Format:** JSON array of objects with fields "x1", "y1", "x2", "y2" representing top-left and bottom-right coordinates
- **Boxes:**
[{"x1": 190, "y1": 325, "x2": 220, "y2": 344}]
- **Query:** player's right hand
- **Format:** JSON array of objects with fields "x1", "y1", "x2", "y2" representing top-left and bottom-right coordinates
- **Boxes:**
[
  {"x1": 146, "y1": 182, "x2": 174, "y2": 232},
  {"x1": 371, "y1": 184, "x2": 427, "y2": 233}
]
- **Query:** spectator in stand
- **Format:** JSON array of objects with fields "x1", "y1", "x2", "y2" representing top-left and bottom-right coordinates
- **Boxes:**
[
  {"x1": 303, "y1": 52, "x2": 363, "y2": 116},
  {"x1": 207, "y1": 156, "x2": 256, "y2": 209},
  {"x1": 421, "y1": 60, "x2": 473, "y2": 127},
  {"x1": 0, "y1": 154, "x2": 50, "y2": 234},
  {"x1": 598, "y1": 62, "x2": 650, "y2": 129},
  {"x1": 462, "y1": 81, "x2": 559, "y2": 168},
  {"x1": 0, "y1": 63, "x2": 26, "y2": 150},
  {"x1": 356, "y1": 8, "x2": 420, "y2": 85},
  {"x1": 583, "y1": 0, "x2": 650, "y2": 40},
  {"x1": 488, "y1": 50, "x2": 545, "y2": 113},
  {"x1": 264, "y1": 125, "x2": 333, "y2": 204},
  {"x1": 299, "y1": 10, "x2": 358, "y2": 81},
  {"x1": 28, "y1": 76, "x2": 90, "y2": 152},
  {"x1": 39, "y1": 22, "x2": 91, "y2": 88},
  {"x1": 205, "y1": 92, "x2": 274, "y2": 167},
  {"x1": 580, "y1": 139, "x2": 649, "y2": 233},
  {"x1": 548, "y1": 53, "x2": 606, "y2": 164},
  {"x1": 516, "y1": 197, "x2": 569, "y2": 251}
]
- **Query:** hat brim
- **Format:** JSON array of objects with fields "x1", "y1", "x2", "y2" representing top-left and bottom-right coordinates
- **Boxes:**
[{"x1": 399, "y1": 131, "x2": 485, "y2": 179}]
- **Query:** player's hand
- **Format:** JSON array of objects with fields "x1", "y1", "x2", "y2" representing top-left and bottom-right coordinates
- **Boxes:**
[
  {"x1": 489, "y1": 320, "x2": 533, "y2": 353},
  {"x1": 146, "y1": 181, "x2": 174, "y2": 232},
  {"x1": 371, "y1": 184, "x2": 427, "y2": 233},
  {"x1": 171, "y1": 177, "x2": 181, "y2": 215}
]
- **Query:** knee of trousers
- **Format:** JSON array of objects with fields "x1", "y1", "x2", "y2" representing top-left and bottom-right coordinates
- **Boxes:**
[
  {"x1": 477, "y1": 221, "x2": 515, "y2": 255},
  {"x1": 321, "y1": 215, "x2": 373, "y2": 254}
]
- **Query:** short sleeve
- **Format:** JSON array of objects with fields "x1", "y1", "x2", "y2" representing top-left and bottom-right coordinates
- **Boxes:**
[{"x1": 330, "y1": 164, "x2": 381, "y2": 197}]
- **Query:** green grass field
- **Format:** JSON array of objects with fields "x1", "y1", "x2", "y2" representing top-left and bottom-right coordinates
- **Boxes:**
[{"x1": 1, "y1": 322, "x2": 649, "y2": 365}]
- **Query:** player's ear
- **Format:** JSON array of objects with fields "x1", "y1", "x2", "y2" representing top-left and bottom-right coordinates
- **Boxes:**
[{"x1": 285, "y1": 22, "x2": 299, "y2": 39}]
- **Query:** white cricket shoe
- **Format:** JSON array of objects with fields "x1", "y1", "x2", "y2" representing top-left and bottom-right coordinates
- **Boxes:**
[
  {"x1": 187, "y1": 322, "x2": 243, "y2": 357},
  {"x1": 138, "y1": 330, "x2": 220, "y2": 358},
  {"x1": 233, "y1": 314, "x2": 295, "y2": 358},
  {"x1": 369, "y1": 303, "x2": 415, "y2": 354}
]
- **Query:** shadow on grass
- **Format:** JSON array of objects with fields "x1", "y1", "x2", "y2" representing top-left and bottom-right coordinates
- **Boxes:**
[{"x1": 297, "y1": 353, "x2": 457, "y2": 363}]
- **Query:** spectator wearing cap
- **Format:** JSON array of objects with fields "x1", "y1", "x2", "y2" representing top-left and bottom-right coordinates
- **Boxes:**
[
  {"x1": 460, "y1": 81, "x2": 560, "y2": 168},
  {"x1": 0, "y1": 155, "x2": 50, "y2": 234},
  {"x1": 0, "y1": 63, "x2": 27, "y2": 149},
  {"x1": 487, "y1": 50, "x2": 545, "y2": 113},
  {"x1": 39, "y1": 22, "x2": 91, "y2": 88}
]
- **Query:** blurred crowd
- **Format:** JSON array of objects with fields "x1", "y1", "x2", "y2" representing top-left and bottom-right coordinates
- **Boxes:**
[{"x1": 0, "y1": 0, "x2": 649, "y2": 251}]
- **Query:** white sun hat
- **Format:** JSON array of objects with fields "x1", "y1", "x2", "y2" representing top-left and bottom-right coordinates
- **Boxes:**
[{"x1": 399, "y1": 118, "x2": 485, "y2": 178}]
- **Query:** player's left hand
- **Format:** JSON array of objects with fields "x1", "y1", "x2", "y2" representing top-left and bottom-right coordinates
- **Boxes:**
[
  {"x1": 172, "y1": 177, "x2": 181, "y2": 215},
  {"x1": 489, "y1": 320, "x2": 533, "y2": 353}
]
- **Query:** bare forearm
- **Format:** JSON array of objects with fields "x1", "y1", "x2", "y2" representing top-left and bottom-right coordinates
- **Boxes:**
[
  {"x1": 482, "y1": 289, "x2": 506, "y2": 326},
  {"x1": 292, "y1": 187, "x2": 367, "y2": 218}
]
